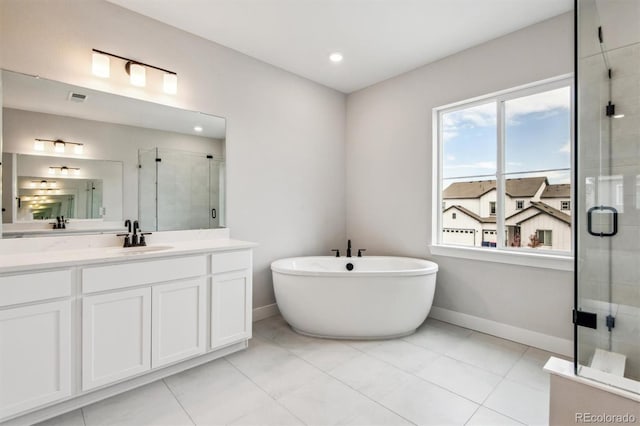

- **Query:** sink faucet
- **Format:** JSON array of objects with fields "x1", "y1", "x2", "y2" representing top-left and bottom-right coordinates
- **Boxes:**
[
  {"x1": 132, "y1": 220, "x2": 140, "y2": 246},
  {"x1": 346, "y1": 239, "x2": 352, "y2": 257}
]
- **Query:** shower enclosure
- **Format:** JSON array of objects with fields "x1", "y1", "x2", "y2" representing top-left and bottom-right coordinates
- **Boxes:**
[
  {"x1": 575, "y1": 0, "x2": 640, "y2": 393},
  {"x1": 138, "y1": 147, "x2": 225, "y2": 231}
]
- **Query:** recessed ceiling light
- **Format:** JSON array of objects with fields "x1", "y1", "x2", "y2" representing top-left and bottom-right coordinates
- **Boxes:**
[
  {"x1": 329, "y1": 52, "x2": 343, "y2": 63},
  {"x1": 194, "y1": 126, "x2": 203, "y2": 132}
]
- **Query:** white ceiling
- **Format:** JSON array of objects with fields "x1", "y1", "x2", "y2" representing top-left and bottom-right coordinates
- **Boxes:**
[{"x1": 106, "y1": 0, "x2": 573, "y2": 93}]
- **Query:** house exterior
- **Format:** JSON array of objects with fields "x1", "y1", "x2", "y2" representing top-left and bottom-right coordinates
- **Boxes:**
[{"x1": 442, "y1": 177, "x2": 571, "y2": 250}]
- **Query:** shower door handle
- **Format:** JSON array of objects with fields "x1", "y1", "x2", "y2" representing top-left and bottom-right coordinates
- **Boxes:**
[
  {"x1": 587, "y1": 206, "x2": 618, "y2": 237},
  {"x1": 211, "y1": 208, "x2": 217, "y2": 219}
]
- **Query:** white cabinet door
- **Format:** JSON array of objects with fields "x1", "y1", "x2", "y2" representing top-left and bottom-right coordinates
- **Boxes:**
[
  {"x1": 0, "y1": 300, "x2": 71, "y2": 419},
  {"x1": 82, "y1": 288, "x2": 151, "y2": 391},
  {"x1": 152, "y1": 278, "x2": 206, "y2": 368},
  {"x1": 210, "y1": 270, "x2": 252, "y2": 349}
]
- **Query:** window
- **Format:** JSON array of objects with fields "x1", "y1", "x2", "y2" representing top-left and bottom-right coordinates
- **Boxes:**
[
  {"x1": 536, "y1": 230, "x2": 553, "y2": 246},
  {"x1": 434, "y1": 76, "x2": 573, "y2": 256},
  {"x1": 452, "y1": 212, "x2": 457, "y2": 219}
]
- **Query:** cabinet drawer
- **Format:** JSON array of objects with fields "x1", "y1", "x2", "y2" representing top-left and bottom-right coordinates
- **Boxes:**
[
  {"x1": 82, "y1": 255, "x2": 206, "y2": 294},
  {"x1": 0, "y1": 270, "x2": 72, "y2": 307},
  {"x1": 211, "y1": 250, "x2": 251, "y2": 274}
]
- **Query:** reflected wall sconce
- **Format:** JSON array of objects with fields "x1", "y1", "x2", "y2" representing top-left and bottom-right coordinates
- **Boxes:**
[
  {"x1": 30, "y1": 180, "x2": 57, "y2": 189},
  {"x1": 92, "y1": 49, "x2": 178, "y2": 95},
  {"x1": 49, "y1": 166, "x2": 80, "y2": 176},
  {"x1": 34, "y1": 138, "x2": 84, "y2": 155}
]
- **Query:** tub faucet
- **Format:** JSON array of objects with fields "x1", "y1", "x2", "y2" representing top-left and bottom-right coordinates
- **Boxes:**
[{"x1": 346, "y1": 239, "x2": 352, "y2": 257}]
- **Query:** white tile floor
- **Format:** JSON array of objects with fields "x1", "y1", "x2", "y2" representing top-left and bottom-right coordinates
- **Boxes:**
[{"x1": 38, "y1": 315, "x2": 560, "y2": 426}]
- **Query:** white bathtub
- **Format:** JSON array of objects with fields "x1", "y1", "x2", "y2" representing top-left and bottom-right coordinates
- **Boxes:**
[{"x1": 271, "y1": 256, "x2": 438, "y2": 339}]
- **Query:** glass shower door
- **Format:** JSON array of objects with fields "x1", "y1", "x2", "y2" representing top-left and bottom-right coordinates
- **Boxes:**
[{"x1": 576, "y1": 0, "x2": 640, "y2": 392}]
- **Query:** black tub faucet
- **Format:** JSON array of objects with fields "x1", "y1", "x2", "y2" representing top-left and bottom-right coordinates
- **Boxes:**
[
  {"x1": 346, "y1": 239, "x2": 352, "y2": 257},
  {"x1": 124, "y1": 219, "x2": 132, "y2": 233}
]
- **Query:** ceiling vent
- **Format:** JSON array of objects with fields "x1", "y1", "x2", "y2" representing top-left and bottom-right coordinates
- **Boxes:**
[{"x1": 68, "y1": 91, "x2": 87, "y2": 103}]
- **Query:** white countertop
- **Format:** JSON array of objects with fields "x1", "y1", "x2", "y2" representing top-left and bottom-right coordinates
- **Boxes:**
[{"x1": 0, "y1": 238, "x2": 257, "y2": 274}]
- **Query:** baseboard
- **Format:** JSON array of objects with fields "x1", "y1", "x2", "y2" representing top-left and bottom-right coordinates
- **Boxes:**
[
  {"x1": 252, "y1": 303, "x2": 280, "y2": 322},
  {"x1": 429, "y1": 306, "x2": 573, "y2": 357}
]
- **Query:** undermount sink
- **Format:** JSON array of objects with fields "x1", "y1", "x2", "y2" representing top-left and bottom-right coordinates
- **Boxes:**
[{"x1": 110, "y1": 245, "x2": 174, "y2": 255}]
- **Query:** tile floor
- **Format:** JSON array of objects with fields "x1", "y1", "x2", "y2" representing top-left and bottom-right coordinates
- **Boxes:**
[{"x1": 39, "y1": 315, "x2": 561, "y2": 426}]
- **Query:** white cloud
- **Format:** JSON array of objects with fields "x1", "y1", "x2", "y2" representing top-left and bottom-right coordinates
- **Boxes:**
[
  {"x1": 442, "y1": 102, "x2": 496, "y2": 141},
  {"x1": 442, "y1": 86, "x2": 571, "y2": 137},
  {"x1": 559, "y1": 140, "x2": 571, "y2": 153},
  {"x1": 445, "y1": 161, "x2": 496, "y2": 170},
  {"x1": 506, "y1": 86, "x2": 571, "y2": 124}
]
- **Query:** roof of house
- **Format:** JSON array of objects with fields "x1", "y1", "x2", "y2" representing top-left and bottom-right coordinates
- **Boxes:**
[
  {"x1": 515, "y1": 201, "x2": 571, "y2": 225},
  {"x1": 443, "y1": 177, "x2": 547, "y2": 199},
  {"x1": 541, "y1": 184, "x2": 571, "y2": 198},
  {"x1": 444, "y1": 205, "x2": 496, "y2": 224}
]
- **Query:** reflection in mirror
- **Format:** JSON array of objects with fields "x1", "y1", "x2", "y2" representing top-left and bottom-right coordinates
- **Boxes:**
[
  {"x1": 1, "y1": 69, "x2": 226, "y2": 237},
  {"x1": 139, "y1": 148, "x2": 225, "y2": 231},
  {"x1": 7, "y1": 153, "x2": 123, "y2": 221}
]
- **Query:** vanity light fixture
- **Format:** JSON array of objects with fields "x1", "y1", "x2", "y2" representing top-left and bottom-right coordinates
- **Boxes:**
[
  {"x1": 126, "y1": 62, "x2": 146, "y2": 87},
  {"x1": 49, "y1": 166, "x2": 80, "y2": 176},
  {"x1": 92, "y1": 51, "x2": 110, "y2": 78},
  {"x1": 32, "y1": 180, "x2": 57, "y2": 189},
  {"x1": 35, "y1": 139, "x2": 84, "y2": 155},
  {"x1": 194, "y1": 126, "x2": 203, "y2": 132},
  {"x1": 92, "y1": 49, "x2": 178, "y2": 95}
]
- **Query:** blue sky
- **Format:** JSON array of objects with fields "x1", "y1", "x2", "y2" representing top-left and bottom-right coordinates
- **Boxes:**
[{"x1": 442, "y1": 86, "x2": 571, "y2": 185}]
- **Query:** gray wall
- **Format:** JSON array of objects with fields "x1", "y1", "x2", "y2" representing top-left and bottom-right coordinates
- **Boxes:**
[
  {"x1": 345, "y1": 13, "x2": 574, "y2": 339},
  {"x1": 0, "y1": 0, "x2": 347, "y2": 309}
]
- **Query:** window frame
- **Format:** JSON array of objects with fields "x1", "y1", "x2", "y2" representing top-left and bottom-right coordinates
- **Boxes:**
[
  {"x1": 516, "y1": 200, "x2": 524, "y2": 210},
  {"x1": 431, "y1": 75, "x2": 574, "y2": 271}
]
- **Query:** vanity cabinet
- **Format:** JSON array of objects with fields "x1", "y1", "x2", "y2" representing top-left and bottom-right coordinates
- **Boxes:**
[
  {"x1": 0, "y1": 243, "x2": 255, "y2": 424},
  {"x1": 152, "y1": 278, "x2": 207, "y2": 368},
  {"x1": 211, "y1": 251, "x2": 252, "y2": 348},
  {"x1": 0, "y1": 300, "x2": 71, "y2": 419},
  {"x1": 0, "y1": 269, "x2": 72, "y2": 419},
  {"x1": 82, "y1": 287, "x2": 152, "y2": 391}
]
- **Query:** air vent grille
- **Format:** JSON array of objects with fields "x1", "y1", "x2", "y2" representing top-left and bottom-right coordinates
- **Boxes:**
[{"x1": 68, "y1": 92, "x2": 87, "y2": 103}]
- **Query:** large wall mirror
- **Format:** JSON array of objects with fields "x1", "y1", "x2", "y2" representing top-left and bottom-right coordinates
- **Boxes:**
[{"x1": 1, "y1": 69, "x2": 226, "y2": 238}]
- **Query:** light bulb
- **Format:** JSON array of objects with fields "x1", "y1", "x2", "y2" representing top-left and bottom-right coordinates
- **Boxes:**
[
  {"x1": 40, "y1": 181, "x2": 47, "y2": 188},
  {"x1": 49, "y1": 167, "x2": 56, "y2": 175},
  {"x1": 74, "y1": 144, "x2": 84, "y2": 155},
  {"x1": 34, "y1": 140, "x2": 45, "y2": 151},
  {"x1": 54, "y1": 142, "x2": 65, "y2": 153},
  {"x1": 92, "y1": 52, "x2": 110, "y2": 78},
  {"x1": 163, "y1": 73, "x2": 177, "y2": 94},
  {"x1": 329, "y1": 52, "x2": 343, "y2": 63},
  {"x1": 129, "y1": 63, "x2": 146, "y2": 87},
  {"x1": 60, "y1": 167, "x2": 69, "y2": 176},
  {"x1": 194, "y1": 126, "x2": 203, "y2": 132},
  {"x1": 73, "y1": 168, "x2": 81, "y2": 176}
]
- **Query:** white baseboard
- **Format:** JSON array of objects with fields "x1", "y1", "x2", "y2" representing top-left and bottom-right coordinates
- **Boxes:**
[
  {"x1": 429, "y1": 306, "x2": 573, "y2": 357},
  {"x1": 253, "y1": 303, "x2": 280, "y2": 322}
]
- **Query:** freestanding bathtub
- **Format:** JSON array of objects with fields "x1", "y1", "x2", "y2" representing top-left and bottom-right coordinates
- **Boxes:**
[{"x1": 271, "y1": 256, "x2": 438, "y2": 339}]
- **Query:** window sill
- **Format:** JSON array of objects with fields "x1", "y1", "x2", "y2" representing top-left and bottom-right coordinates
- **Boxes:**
[{"x1": 429, "y1": 244, "x2": 573, "y2": 271}]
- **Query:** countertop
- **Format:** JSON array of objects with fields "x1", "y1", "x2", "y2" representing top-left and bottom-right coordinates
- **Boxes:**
[{"x1": 0, "y1": 238, "x2": 258, "y2": 274}]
